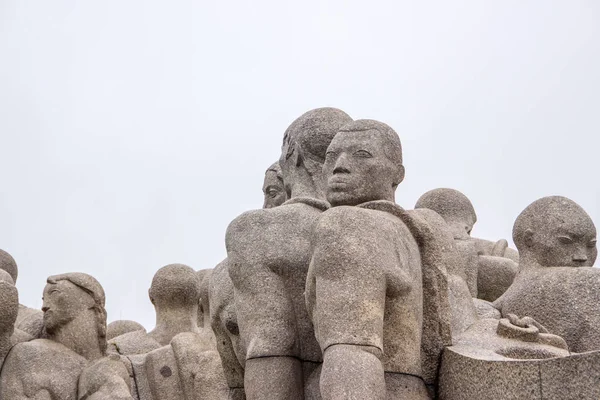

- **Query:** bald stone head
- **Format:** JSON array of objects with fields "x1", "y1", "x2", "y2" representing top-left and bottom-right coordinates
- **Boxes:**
[
  {"x1": 415, "y1": 188, "x2": 477, "y2": 240},
  {"x1": 149, "y1": 264, "x2": 200, "y2": 309},
  {"x1": 0, "y1": 249, "x2": 18, "y2": 284},
  {"x1": 324, "y1": 119, "x2": 404, "y2": 207},
  {"x1": 513, "y1": 196, "x2": 597, "y2": 268},
  {"x1": 279, "y1": 107, "x2": 353, "y2": 197},
  {"x1": 263, "y1": 162, "x2": 286, "y2": 209}
]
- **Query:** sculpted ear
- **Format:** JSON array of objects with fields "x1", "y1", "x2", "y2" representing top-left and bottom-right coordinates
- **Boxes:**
[
  {"x1": 393, "y1": 165, "x2": 405, "y2": 188},
  {"x1": 148, "y1": 289, "x2": 155, "y2": 305},
  {"x1": 294, "y1": 143, "x2": 305, "y2": 168},
  {"x1": 523, "y1": 229, "x2": 535, "y2": 248}
]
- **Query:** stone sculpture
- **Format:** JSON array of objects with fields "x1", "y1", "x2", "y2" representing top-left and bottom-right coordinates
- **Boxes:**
[
  {"x1": 0, "y1": 269, "x2": 18, "y2": 366},
  {"x1": 209, "y1": 160, "x2": 288, "y2": 400},
  {"x1": 0, "y1": 249, "x2": 44, "y2": 338},
  {"x1": 226, "y1": 107, "x2": 352, "y2": 400},
  {"x1": 306, "y1": 119, "x2": 443, "y2": 399},
  {"x1": 0, "y1": 272, "x2": 131, "y2": 399},
  {"x1": 2, "y1": 105, "x2": 600, "y2": 400},
  {"x1": 263, "y1": 161, "x2": 286, "y2": 209},
  {"x1": 494, "y1": 196, "x2": 599, "y2": 352},
  {"x1": 415, "y1": 189, "x2": 519, "y2": 302}
]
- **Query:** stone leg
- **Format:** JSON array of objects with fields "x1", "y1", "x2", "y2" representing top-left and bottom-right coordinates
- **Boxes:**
[
  {"x1": 244, "y1": 356, "x2": 303, "y2": 400},
  {"x1": 320, "y1": 344, "x2": 386, "y2": 400}
]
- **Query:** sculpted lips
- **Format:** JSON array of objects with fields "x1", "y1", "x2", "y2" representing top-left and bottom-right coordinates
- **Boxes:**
[{"x1": 328, "y1": 176, "x2": 350, "y2": 190}]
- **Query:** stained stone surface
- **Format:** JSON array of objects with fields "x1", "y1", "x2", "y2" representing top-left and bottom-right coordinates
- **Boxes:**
[{"x1": 495, "y1": 196, "x2": 599, "y2": 352}]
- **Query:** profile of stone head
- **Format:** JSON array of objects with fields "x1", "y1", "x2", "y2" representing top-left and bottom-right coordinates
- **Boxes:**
[
  {"x1": 323, "y1": 119, "x2": 404, "y2": 206},
  {"x1": 43, "y1": 272, "x2": 107, "y2": 357},
  {"x1": 263, "y1": 162, "x2": 286, "y2": 209},
  {"x1": 513, "y1": 196, "x2": 597, "y2": 269},
  {"x1": 415, "y1": 188, "x2": 477, "y2": 240}
]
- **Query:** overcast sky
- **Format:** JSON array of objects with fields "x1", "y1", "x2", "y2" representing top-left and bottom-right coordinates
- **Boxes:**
[{"x1": 1, "y1": 1, "x2": 598, "y2": 329}]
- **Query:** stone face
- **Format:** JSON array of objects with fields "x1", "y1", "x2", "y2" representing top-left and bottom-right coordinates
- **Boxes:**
[
  {"x1": 263, "y1": 162, "x2": 286, "y2": 209},
  {"x1": 495, "y1": 196, "x2": 599, "y2": 352}
]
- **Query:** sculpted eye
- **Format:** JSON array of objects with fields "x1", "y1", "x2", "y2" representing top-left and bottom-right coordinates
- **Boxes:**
[
  {"x1": 325, "y1": 151, "x2": 337, "y2": 159},
  {"x1": 353, "y1": 149, "x2": 373, "y2": 158},
  {"x1": 267, "y1": 189, "x2": 280, "y2": 198},
  {"x1": 588, "y1": 239, "x2": 597, "y2": 248},
  {"x1": 557, "y1": 236, "x2": 574, "y2": 245}
]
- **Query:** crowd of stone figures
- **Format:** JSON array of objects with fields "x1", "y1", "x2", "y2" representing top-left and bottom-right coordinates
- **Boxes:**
[{"x1": 0, "y1": 108, "x2": 598, "y2": 400}]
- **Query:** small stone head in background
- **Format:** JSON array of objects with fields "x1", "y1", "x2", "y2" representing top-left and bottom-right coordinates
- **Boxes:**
[
  {"x1": 148, "y1": 263, "x2": 200, "y2": 346},
  {"x1": 415, "y1": 188, "x2": 477, "y2": 240},
  {"x1": 262, "y1": 162, "x2": 286, "y2": 209},
  {"x1": 513, "y1": 196, "x2": 597, "y2": 269},
  {"x1": 324, "y1": 119, "x2": 404, "y2": 207}
]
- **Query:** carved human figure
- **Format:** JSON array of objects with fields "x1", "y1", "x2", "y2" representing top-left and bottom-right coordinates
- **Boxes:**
[
  {"x1": 210, "y1": 161, "x2": 288, "y2": 400},
  {"x1": 0, "y1": 269, "x2": 18, "y2": 367},
  {"x1": 494, "y1": 196, "x2": 599, "y2": 352},
  {"x1": 263, "y1": 161, "x2": 286, "y2": 209},
  {"x1": 0, "y1": 249, "x2": 44, "y2": 338},
  {"x1": 110, "y1": 264, "x2": 201, "y2": 355},
  {"x1": 0, "y1": 272, "x2": 131, "y2": 399},
  {"x1": 226, "y1": 107, "x2": 352, "y2": 400},
  {"x1": 306, "y1": 119, "x2": 432, "y2": 399},
  {"x1": 414, "y1": 189, "x2": 519, "y2": 302}
]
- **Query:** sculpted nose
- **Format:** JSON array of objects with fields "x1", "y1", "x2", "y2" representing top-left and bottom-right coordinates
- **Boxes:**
[{"x1": 333, "y1": 153, "x2": 350, "y2": 174}]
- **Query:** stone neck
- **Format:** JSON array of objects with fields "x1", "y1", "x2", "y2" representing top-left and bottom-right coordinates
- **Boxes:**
[
  {"x1": 48, "y1": 310, "x2": 103, "y2": 362},
  {"x1": 150, "y1": 306, "x2": 199, "y2": 346}
]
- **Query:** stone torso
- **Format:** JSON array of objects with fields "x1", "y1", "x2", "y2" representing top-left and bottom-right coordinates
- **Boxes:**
[
  {"x1": 226, "y1": 198, "x2": 328, "y2": 362},
  {"x1": 0, "y1": 339, "x2": 87, "y2": 400},
  {"x1": 495, "y1": 267, "x2": 600, "y2": 353},
  {"x1": 307, "y1": 203, "x2": 423, "y2": 376}
]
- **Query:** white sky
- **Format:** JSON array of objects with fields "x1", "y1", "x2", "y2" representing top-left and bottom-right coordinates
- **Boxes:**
[{"x1": 1, "y1": 1, "x2": 598, "y2": 329}]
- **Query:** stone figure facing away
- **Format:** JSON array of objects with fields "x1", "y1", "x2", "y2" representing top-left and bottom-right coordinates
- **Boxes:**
[
  {"x1": 415, "y1": 188, "x2": 519, "y2": 302},
  {"x1": 0, "y1": 272, "x2": 131, "y2": 400},
  {"x1": 110, "y1": 263, "x2": 202, "y2": 355},
  {"x1": 306, "y1": 119, "x2": 432, "y2": 400},
  {"x1": 494, "y1": 196, "x2": 599, "y2": 352},
  {"x1": 226, "y1": 107, "x2": 353, "y2": 400},
  {"x1": 209, "y1": 160, "x2": 288, "y2": 400}
]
